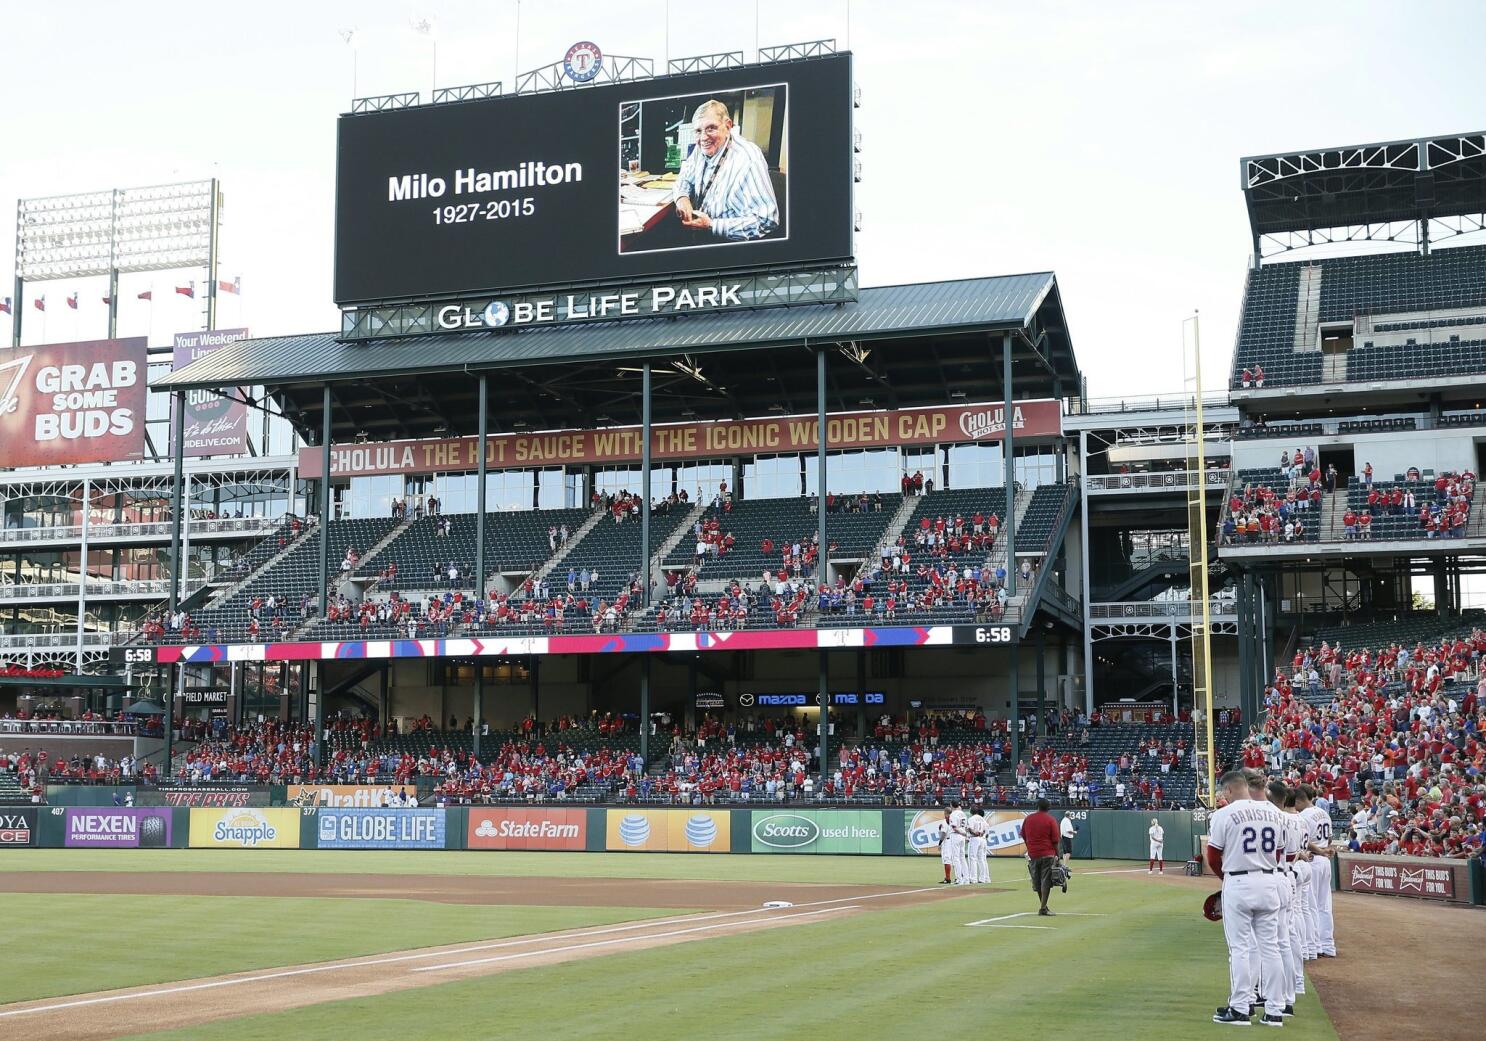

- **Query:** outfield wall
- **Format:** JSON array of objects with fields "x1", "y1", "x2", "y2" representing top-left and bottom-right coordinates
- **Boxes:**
[{"x1": 10, "y1": 803, "x2": 1195, "y2": 861}]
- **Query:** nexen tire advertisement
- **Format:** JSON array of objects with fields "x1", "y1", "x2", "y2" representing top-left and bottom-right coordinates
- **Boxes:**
[
  {"x1": 316, "y1": 808, "x2": 446, "y2": 850},
  {"x1": 749, "y1": 811, "x2": 883, "y2": 854}
]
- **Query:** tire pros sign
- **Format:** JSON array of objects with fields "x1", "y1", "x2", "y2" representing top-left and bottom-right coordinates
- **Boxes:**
[{"x1": 0, "y1": 337, "x2": 148, "y2": 468}]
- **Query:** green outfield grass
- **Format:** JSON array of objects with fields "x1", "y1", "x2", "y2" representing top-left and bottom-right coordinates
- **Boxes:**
[
  {"x1": 0, "y1": 848, "x2": 1127, "y2": 884},
  {"x1": 102, "y1": 865, "x2": 1338, "y2": 1041},
  {"x1": 0, "y1": 895, "x2": 678, "y2": 1005}
]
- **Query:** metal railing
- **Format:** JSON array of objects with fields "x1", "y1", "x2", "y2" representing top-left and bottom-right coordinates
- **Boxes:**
[
  {"x1": 1089, "y1": 599, "x2": 1236, "y2": 620},
  {"x1": 0, "y1": 578, "x2": 209, "y2": 601},
  {"x1": 1085, "y1": 468, "x2": 1230, "y2": 492},
  {"x1": 1, "y1": 515, "x2": 278, "y2": 544},
  {"x1": 0, "y1": 631, "x2": 117, "y2": 650},
  {"x1": 0, "y1": 719, "x2": 137, "y2": 736},
  {"x1": 1068, "y1": 392, "x2": 1231, "y2": 416}
]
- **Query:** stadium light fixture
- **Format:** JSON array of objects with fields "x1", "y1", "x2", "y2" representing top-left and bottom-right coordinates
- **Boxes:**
[{"x1": 16, "y1": 180, "x2": 216, "y2": 279}]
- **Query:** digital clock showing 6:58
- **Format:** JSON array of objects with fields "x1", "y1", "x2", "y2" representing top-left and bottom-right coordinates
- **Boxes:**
[
  {"x1": 433, "y1": 198, "x2": 536, "y2": 225},
  {"x1": 973, "y1": 626, "x2": 1013, "y2": 644}
]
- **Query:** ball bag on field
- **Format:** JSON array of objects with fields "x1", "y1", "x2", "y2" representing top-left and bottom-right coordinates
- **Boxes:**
[{"x1": 1202, "y1": 891, "x2": 1222, "y2": 922}]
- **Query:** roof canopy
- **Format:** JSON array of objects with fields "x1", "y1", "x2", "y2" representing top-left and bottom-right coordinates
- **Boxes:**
[
  {"x1": 1242, "y1": 131, "x2": 1486, "y2": 245},
  {"x1": 160, "y1": 273, "x2": 1079, "y2": 444}
]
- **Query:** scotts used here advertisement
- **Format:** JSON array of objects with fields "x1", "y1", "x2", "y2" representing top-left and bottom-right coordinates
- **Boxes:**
[
  {"x1": 188, "y1": 808, "x2": 300, "y2": 849},
  {"x1": 63, "y1": 807, "x2": 172, "y2": 848},
  {"x1": 0, "y1": 337, "x2": 149, "y2": 468},
  {"x1": 316, "y1": 808, "x2": 446, "y2": 850},
  {"x1": 0, "y1": 808, "x2": 38, "y2": 846},
  {"x1": 605, "y1": 809, "x2": 730, "y2": 853},
  {"x1": 749, "y1": 811, "x2": 883, "y2": 854},
  {"x1": 907, "y1": 808, "x2": 1030, "y2": 857},
  {"x1": 468, "y1": 808, "x2": 587, "y2": 850}
]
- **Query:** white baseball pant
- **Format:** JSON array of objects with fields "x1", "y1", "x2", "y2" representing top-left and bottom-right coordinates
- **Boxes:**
[
  {"x1": 1222, "y1": 873, "x2": 1285, "y2": 1018},
  {"x1": 1294, "y1": 858, "x2": 1318, "y2": 959},
  {"x1": 1310, "y1": 854, "x2": 1335, "y2": 954},
  {"x1": 967, "y1": 836, "x2": 989, "y2": 883},
  {"x1": 1287, "y1": 860, "x2": 1308, "y2": 992}
]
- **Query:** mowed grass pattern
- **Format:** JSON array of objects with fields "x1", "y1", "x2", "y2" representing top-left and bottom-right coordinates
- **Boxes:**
[
  {"x1": 0, "y1": 896, "x2": 678, "y2": 1006},
  {"x1": 85, "y1": 864, "x2": 1339, "y2": 1041}
]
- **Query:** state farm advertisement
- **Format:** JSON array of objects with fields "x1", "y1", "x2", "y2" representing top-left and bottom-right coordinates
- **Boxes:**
[
  {"x1": 0, "y1": 338, "x2": 148, "y2": 467},
  {"x1": 299, "y1": 400, "x2": 1063, "y2": 479},
  {"x1": 63, "y1": 807, "x2": 172, "y2": 848},
  {"x1": 467, "y1": 808, "x2": 587, "y2": 850},
  {"x1": 173, "y1": 328, "x2": 249, "y2": 457}
]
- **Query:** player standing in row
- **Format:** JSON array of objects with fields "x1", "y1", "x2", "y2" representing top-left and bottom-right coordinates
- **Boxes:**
[
  {"x1": 1254, "y1": 776, "x2": 1297, "y2": 1018},
  {"x1": 947, "y1": 800, "x2": 971, "y2": 885},
  {"x1": 935, "y1": 811, "x2": 956, "y2": 884},
  {"x1": 1294, "y1": 785, "x2": 1337, "y2": 957},
  {"x1": 1270, "y1": 781, "x2": 1309, "y2": 1001},
  {"x1": 1148, "y1": 817, "x2": 1165, "y2": 874},
  {"x1": 1282, "y1": 792, "x2": 1311, "y2": 991},
  {"x1": 1206, "y1": 770, "x2": 1287, "y2": 1027},
  {"x1": 966, "y1": 808, "x2": 991, "y2": 884}
]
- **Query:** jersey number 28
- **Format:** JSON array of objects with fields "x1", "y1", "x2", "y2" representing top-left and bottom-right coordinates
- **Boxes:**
[{"x1": 1240, "y1": 825, "x2": 1276, "y2": 854}]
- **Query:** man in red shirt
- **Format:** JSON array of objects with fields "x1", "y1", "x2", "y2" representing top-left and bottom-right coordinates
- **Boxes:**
[{"x1": 1022, "y1": 798, "x2": 1062, "y2": 916}]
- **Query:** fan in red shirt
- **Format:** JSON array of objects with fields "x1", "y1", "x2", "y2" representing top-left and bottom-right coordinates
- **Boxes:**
[{"x1": 1022, "y1": 799, "x2": 1062, "y2": 916}]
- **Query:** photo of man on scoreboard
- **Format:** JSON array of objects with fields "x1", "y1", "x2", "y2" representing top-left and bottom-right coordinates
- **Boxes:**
[{"x1": 618, "y1": 84, "x2": 786, "y2": 254}]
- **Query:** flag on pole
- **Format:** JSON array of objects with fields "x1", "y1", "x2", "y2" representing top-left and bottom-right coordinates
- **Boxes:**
[
  {"x1": 0, "y1": 298, "x2": 10, "y2": 315},
  {"x1": 175, "y1": 282, "x2": 195, "y2": 299},
  {"x1": 218, "y1": 276, "x2": 241, "y2": 295},
  {"x1": 34, "y1": 296, "x2": 45, "y2": 312},
  {"x1": 67, "y1": 293, "x2": 79, "y2": 310},
  {"x1": 102, "y1": 296, "x2": 114, "y2": 306},
  {"x1": 137, "y1": 290, "x2": 153, "y2": 301}
]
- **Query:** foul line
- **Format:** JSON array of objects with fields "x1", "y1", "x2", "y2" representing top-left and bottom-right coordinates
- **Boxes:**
[
  {"x1": 966, "y1": 911, "x2": 1108, "y2": 928},
  {"x1": 0, "y1": 887, "x2": 937, "y2": 1020},
  {"x1": 413, "y1": 906, "x2": 857, "y2": 971}
]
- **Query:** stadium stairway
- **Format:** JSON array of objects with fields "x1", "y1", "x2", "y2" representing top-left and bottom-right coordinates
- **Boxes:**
[
  {"x1": 203, "y1": 522, "x2": 308, "y2": 608},
  {"x1": 1321, "y1": 493, "x2": 1346, "y2": 541},
  {"x1": 650, "y1": 500, "x2": 709, "y2": 577},
  {"x1": 511, "y1": 506, "x2": 607, "y2": 593},
  {"x1": 867, "y1": 494, "x2": 924, "y2": 566}
]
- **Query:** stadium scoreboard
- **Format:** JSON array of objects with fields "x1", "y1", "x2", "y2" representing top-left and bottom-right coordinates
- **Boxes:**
[{"x1": 333, "y1": 53, "x2": 854, "y2": 306}]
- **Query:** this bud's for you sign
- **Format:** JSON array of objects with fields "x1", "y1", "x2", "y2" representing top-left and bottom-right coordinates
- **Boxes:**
[{"x1": 0, "y1": 338, "x2": 148, "y2": 467}]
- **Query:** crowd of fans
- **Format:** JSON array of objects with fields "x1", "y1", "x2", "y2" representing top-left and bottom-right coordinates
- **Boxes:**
[{"x1": 1248, "y1": 629, "x2": 1486, "y2": 858}]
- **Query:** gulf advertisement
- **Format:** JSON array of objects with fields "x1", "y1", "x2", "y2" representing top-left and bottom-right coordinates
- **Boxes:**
[
  {"x1": 907, "y1": 808, "x2": 1031, "y2": 857},
  {"x1": 299, "y1": 400, "x2": 1061, "y2": 479},
  {"x1": 316, "y1": 808, "x2": 445, "y2": 850},
  {"x1": 172, "y1": 328, "x2": 250, "y2": 456},
  {"x1": 63, "y1": 807, "x2": 172, "y2": 848},
  {"x1": 188, "y1": 808, "x2": 300, "y2": 849},
  {"x1": 749, "y1": 810, "x2": 883, "y2": 854},
  {"x1": 285, "y1": 784, "x2": 419, "y2": 808},
  {"x1": 467, "y1": 808, "x2": 587, "y2": 851},
  {"x1": 0, "y1": 337, "x2": 148, "y2": 468},
  {"x1": 604, "y1": 809, "x2": 730, "y2": 853}
]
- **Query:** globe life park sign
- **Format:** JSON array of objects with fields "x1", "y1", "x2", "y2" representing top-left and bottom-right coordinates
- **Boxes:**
[
  {"x1": 436, "y1": 279, "x2": 746, "y2": 331},
  {"x1": 338, "y1": 264, "x2": 859, "y2": 342}
]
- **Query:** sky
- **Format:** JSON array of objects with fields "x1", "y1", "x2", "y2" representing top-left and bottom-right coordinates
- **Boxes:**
[{"x1": 1, "y1": 0, "x2": 1483, "y2": 400}]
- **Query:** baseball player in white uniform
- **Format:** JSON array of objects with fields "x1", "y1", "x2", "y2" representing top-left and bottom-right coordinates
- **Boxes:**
[
  {"x1": 1281, "y1": 790, "x2": 1310, "y2": 994},
  {"x1": 947, "y1": 801, "x2": 971, "y2": 885},
  {"x1": 935, "y1": 813, "x2": 956, "y2": 884},
  {"x1": 1148, "y1": 817, "x2": 1165, "y2": 874},
  {"x1": 1206, "y1": 771, "x2": 1287, "y2": 1027},
  {"x1": 1295, "y1": 785, "x2": 1337, "y2": 957},
  {"x1": 1260, "y1": 779, "x2": 1298, "y2": 1017},
  {"x1": 966, "y1": 809, "x2": 990, "y2": 884}
]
